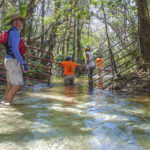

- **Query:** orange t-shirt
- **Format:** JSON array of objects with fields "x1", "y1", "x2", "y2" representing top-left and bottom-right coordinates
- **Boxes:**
[
  {"x1": 96, "y1": 58, "x2": 103, "y2": 66},
  {"x1": 61, "y1": 61, "x2": 78, "y2": 75}
]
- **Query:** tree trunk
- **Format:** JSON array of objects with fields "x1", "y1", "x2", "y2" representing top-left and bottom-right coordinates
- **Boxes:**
[
  {"x1": 77, "y1": 18, "x2": 81, "y2": 63},
  {"x1": 0, "y1": 0, "x2": 5, "y2": 16},
  {"x1": 42, "y1": 0, "x2": 61, "y2": 64},
  {"x1": 72, "y1": 17, "x2": 76, "y2": 62},
  {"x1": 27, "y1": 18, "x2": 33, "y2": 44},
  {"x1": 40, "y1": 0, "x2": 45, "y2": 58},
  {"x1": 67, "y1": 36, "x2": 70, "y2": 55},
  {"x1": 57, "y1": 42, "x2": 60, "y2": 54},
  {"x1": 66, "y1": 16, "x2": 72, "y2": 55},
  {"x1": 136, "y1": 0, "x2": 150, "y2": 73},
  {"x1": 123, "y1": 0, "x2": 127, "y2": 44},
  {"x1": 62, "y1": 32, "x2": 66, "y2": 57},
  {"x1": 101, "y1": 0, "x2": 118, "y2": 76},
  {"x1": 21, "y1": 0, "x2": 36, "y2": 38}
]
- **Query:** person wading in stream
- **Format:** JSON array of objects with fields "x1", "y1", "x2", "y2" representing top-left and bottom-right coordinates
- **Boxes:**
[
  {"x1": 96, "y1": 55, "x2": 103, "y2": 78},
  {"x1": 55, "y1": 56, "x2": 83, "y2": 86},
  {"x1": 0, "y1": 14, "x2": 28, "y2": 106},
  {"x1": 85, "y1": 48, "x2": 95, "y2": 84}
]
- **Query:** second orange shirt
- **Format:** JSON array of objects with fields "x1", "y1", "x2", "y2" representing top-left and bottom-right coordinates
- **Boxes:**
[{"x1": 96, "y1": 58, "x2": 103, "y2": 67}]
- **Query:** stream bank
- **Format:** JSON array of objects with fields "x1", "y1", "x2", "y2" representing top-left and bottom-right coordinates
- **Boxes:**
[{"x1": 108, "y1": 71, "x2": 150, "y2": 93}]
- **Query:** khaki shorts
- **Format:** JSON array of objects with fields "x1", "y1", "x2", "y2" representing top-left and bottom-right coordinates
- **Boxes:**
[
  {"x1": 4, "y1": 58, "x2": 24, "y2": 85},
  {"x1": 64, "y1": 75, "x2": 74, "y2": 86}
]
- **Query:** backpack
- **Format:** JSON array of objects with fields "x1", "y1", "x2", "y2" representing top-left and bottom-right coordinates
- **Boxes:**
[
  {"x1": 0, "y1": 31, "x2": 8, "y2": 45},
  {"x1": 0, "y1": 30, "x2": 27, "y2": 55}
]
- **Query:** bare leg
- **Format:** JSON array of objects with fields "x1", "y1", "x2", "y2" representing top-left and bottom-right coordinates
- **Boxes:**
[
  {"x1": 5, "y1": 83, "x2": 12, "y2": 98},
  {"x1": 98, "y1": 68, "x2": 102, "y2": 77},
  {"x1": 88, "y1": 77, "x2": 93, "y2": 84},
  {"x1": 5, "y1": 85, "x2": 21, "y2": 103},
  {"x1": 90, "y1": 77, "x2": 93, "y2": 83}
]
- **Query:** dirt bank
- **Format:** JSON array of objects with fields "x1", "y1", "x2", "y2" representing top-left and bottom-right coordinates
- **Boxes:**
[{"x1": 108, "y1": 71, "x2": 150, "y2": 93}]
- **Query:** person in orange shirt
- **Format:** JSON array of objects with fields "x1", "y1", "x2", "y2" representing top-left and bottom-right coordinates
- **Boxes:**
[
  {"x1": 55, "y1": 56, "x2": 83, "y2": 86},
  {"x1": 96, "y1": 56, "x2": 103, "y2": 77}
]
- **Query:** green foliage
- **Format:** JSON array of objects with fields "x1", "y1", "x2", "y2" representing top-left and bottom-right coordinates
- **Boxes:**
[
  {"x1": 148, "y1": 0, "x2": 150, "y2": 13},
  {"x1": 91, "y1": 0, "x2": 99, "y2": 6},
  {"x1": 20, "y1": 0, "x2": 27, "y2": 17},
  {"x1": 0, "y1": 0, "x2": 139, "y2": 77},
  {"x1": 81, "y1": 29, "x2": 100, "y2": 49},
  {"x1": 0, "y1": 2, "x2": 16, "y2": 30},
  {"x1": 28, "y1": 61, "x2": 48, "y2": 79},
  {"x1": 54, "y1": 54, "x2": 64, "y2": 61},
  {"x1": 0, "y1": 0, "x2": 28, "y2": 31}
]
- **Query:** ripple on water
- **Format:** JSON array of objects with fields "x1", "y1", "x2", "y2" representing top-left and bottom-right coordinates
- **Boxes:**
[{"x1": 0, "y1": 77, "x2": 150, "y2": 149}]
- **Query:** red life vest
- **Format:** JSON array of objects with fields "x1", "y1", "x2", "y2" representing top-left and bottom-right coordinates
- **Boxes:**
[
  {"x1": 19, "y1": 38, "x2": 26, "y2": 55},
  {"x1": 0, "y1": 30, "x2": 27, "y2": 55}
]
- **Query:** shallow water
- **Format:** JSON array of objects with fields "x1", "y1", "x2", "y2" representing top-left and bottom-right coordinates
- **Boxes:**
[{"x1": 0, "y1": 76, "x2": 150, "y2": 150}]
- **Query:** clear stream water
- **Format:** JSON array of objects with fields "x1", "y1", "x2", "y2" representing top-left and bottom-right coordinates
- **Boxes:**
[{"x1": 0, "y1": 76, "x2": 150, "y2": 150}]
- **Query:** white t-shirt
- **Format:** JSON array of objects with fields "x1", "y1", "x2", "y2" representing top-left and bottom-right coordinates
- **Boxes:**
[{"x1": 85, "y1": 51, "x2": 95, "y2": 68}]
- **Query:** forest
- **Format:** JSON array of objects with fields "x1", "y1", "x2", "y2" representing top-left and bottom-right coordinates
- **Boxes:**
[
  {"x1": 1, "y1": 1, "x2": 150, "y2": 149},
  {"x1": 0, "y1": 0, "x2": 150, "y2": 90}
]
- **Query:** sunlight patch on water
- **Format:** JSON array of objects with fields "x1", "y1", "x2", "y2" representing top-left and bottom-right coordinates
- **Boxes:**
[
  {"x1": 1, "y1": 77, "x2": 150, "y2": 150},
  {"x1": 32, "y1": 121, "x2": 52, "y2": 133},
  {"x1": 25, "y1": 136, "x2": 92, "y2": 150},
  {"x1": 49, "y1": 105, "x2": 85, "y2": 116},
  {"x1": 90, "y1": 133, "x2": 144, "y2": 150},
  {"x1": 0, "y1": 106, "x2": 23, "y2": 115},
  {"x1": 89, "y1": 111, "x2": 130, "y2": 122},
  {"x1": 29, "y1": 93, "x2": 83, "y2": 104},
  {"x1": 80, "y1": 127, "x2": 92, "y2": 132},
  {"x1": 132, "y1": 124, "x2": 150, "y2": 132},
  {"x1": 0, "y1": 142, "x2": 26, "y2": 150},
  {"x1": 129, "y1": 108, "x2": 150, "y2": 116},
  {"x1": 0, "y1": 106, "x2": 33, "y2": 134}
]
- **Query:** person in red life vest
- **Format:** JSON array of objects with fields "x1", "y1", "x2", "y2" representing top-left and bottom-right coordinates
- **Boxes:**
[
  {"x1": 0, "y1": 26, "x2": 27, "y2": 55},
  {"x1": 55, "y1": 56, "x2": 84, "y2": 86},
  {"x1": 0, "y1": 14, "x2": 28, "y2": 106}
]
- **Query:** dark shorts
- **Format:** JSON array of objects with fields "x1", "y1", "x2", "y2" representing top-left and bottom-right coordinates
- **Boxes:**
[
  {"x1": 64, "y1": 75, "x2": 75, "y2": 86},
  {"x1": 87, "y1": 67, "x2": 95, "y2": 78}
]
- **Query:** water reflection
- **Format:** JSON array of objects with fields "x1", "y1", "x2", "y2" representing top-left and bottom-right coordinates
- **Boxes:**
[
  {"x1": 0, "y1": 76, "x2": 150, "y2": 149},
  {"x1": 62, "y1": 85, "x2": 76, "y2": 97},
  {"x1": 97, "y1": 78, "x2": 103, "y2": 89},
  {"x1": 87, "y1": 78, "x2": 103, "y2": 95},
  {"x1": 62, "y1": 85, "x2": 76, "y2": 106},
  {"x1": 87, "y1": 84, "x2": 95, "y2": 95}
]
